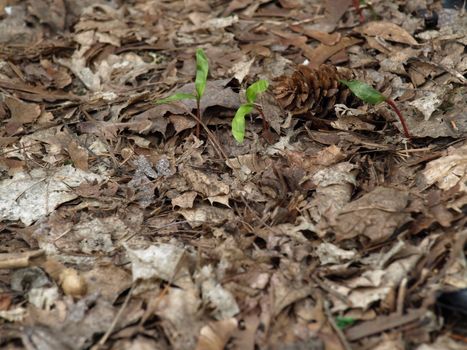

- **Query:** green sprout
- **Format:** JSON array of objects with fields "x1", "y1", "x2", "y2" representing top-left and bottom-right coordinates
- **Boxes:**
[
  {"x1": 340, "y1": 80, "x2": 411, "y2": 139},
  {"x1": 336, "y1": 316, "x2": 356, "y2": 330},
  {"x1": 155, "y1": 48, "x2": 209, "y2": 137},
  {"x1": 232, "y1": 79, "x2": 269, "y2": 143}
]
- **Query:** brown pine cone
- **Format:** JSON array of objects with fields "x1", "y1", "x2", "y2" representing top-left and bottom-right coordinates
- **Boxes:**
[{"x1": 272, "y1": 64, "x2": 354, "y2": 117}]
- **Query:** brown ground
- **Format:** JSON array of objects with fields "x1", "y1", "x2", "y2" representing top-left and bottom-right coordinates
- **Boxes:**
[{"x1": 0, "y1": 1, "x2": 467, "y2": 349}]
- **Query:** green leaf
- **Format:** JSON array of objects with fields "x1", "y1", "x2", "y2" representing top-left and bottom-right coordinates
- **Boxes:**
[
  {"x1": 336, "y1": 316, "x2": 355, "y2": 330},
  {"x1": 195, "y1": 48, "x2": 209, "y2": 100},
  {"x1": 154, "y1": 92, "x2": 196, "y2": 105},
  {"x1": 246, "y1": 79, "x2": 269, "y2": 104},
  {"x1": 231, "y1": 103, "x2": 253, "y2": 143},
  {"x1": 340, "y1": 80, "x2": 386, "y2": 105}
]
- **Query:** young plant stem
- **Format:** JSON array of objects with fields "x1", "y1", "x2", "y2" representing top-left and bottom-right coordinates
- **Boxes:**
[
  {"x1": 352, "y1": 0, "x2": 365, "y2": 22},
  {"x1": 258, "y1": 106, "x2": 274, "y2": 144},
  {"x1": 195, "y1": 99, "x2": 201, "y2": 138},
  {"x1": 385, "y1": 99, "x2": 411, "y2": 139},
  {"x1": 256, "y1": 105, "x2": 269, "y2": 133}
]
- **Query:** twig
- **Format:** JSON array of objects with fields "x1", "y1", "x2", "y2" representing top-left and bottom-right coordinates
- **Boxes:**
[
  {"x1": 397, "y1": 278, "x2": 408, "y2": 315},
  {"x1": 183, "y1": 107, "x2": 229, "y2": 162},
  {"x1": 98, "y1": 283, "x2": 135, "y2": 346}
]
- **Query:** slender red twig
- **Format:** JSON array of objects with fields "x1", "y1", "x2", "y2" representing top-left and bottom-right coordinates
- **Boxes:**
[{"x1": 385, "y1": 99, "x2": 411, "y2": 139}]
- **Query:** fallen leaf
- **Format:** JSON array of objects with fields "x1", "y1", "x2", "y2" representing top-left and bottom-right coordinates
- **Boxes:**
[
  {"x1": 332, "y1": 187, "x2": 411, "y2": 243},
  {"x1": 196, "y1": 318, "x2": 238, "y2": 350},
  {"x1": 0, "y1": 165, "x2": 104, "y2": 226},
  {"x1": 356, "y1": 21, "x2": 419, "y2": 46},
  {"x1": 179, "y1": 205, "x2": 236, "y2": 228}
]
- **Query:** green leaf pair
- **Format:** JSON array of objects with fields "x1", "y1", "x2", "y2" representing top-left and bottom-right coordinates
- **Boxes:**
[
  {"x1": 155, "y1": 48, "x2": 209, "y2": 106},
  {"x1": 231, "y1": 80, "x2": 269, "y2": 143}
]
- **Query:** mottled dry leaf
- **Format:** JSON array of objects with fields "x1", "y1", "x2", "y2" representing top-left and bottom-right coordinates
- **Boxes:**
[
  {"x1": 289, "y1": 24, "x2": 341, "y2": 45},
  {"x1": 170, "y1": 114, "x2": 197, "y2": 133},
  {"x1": 270, "y1": 273, "x2": 310, "y2": 317},
  {"x1": 68, "y1": 140, "x2": 89, "y2": 171},
  {"x1": 207, "y1": 195, "x2": 230, "y2": 207},
  {"x1": 226, "y1": 154, "x2": 271, "y2": 175},
  {"x1": 0, "y1": 165, "x2": 104, "y2": 226},
  {"x1": 356, "y1": 21, "x2": 419, "y2": 46},
  {"x1": 308, "y1": 162, "x2": 358, "y2": 229},
  {"x1": 182, "y1": 167, "x2": 229, "y2": 198},
  {"x1": 125, "y1": 244, "x2": 192, "y2": 286},
  {"x1": 418, "y1": 144, "x2": 467, "y2": 192},
  {"x1": 28, "y1": 0, "x2": 66, "y2": 31},
  {"x1": 229, "y1": 57, "x2": 254, "y2": 83},
  {"x1": 319, "y1": 0, "x2": 352, "y2": 33},
  {"x1": 196, "y1": 318, "x2": 238, "y2": 350},
  {"x1": 157, "y1": 287, "x2": 201, "y2": 350},
  {"x1": 307, "y1": 37, "x2": 362, "y2": 69},
  {"x1": 198, "y1": 266, "x2": 239, "y2": 319},
  {"x1": 179, "y1": 205, "x2": 236, "y2": 228},
  {"x1": 83, "y1": 265, "x2": 132, "y2": 303},
  {"x1": 5, "y1": 96, "x2": 41, "y2": 134},
  {"x1": 408, "y1": 88, "x2": 447, "y2": 121},
  {"x1": 172, "y1": 191, "x2": 198, "y2": 209},
  {"x1": 331, "y1": 115, "x2": 376, "y2": 131},
  {"x1": 332, "y1": 187, "x2": 410, "y2": 242},
  {"x1": 316, "y1": 242, "x2": 357, "y2": 265}
]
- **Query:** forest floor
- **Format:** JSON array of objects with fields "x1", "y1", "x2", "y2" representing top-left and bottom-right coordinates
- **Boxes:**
[{"x1": 0, "y1": 0, "x2": 467, "y2": 349}]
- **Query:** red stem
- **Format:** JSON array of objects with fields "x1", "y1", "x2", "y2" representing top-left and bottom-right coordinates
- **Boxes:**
[
  {"x1": 352, "y1": 0, "x2": 365, "y2": 23},
  {"x1": 385, "y1": 99, "x2": 411, "y2": 139},
  {"x1": 196, "y1": 98, "x2": 201, "y2": 138}
]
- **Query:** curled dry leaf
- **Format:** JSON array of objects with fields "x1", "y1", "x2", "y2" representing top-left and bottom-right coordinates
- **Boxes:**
[
  {"x1": 59, "y1": 268, "x2": 87, "y2": 298},
  {"x1": 195, "y1": 318, "x2": 238, "y2": 350},
  {"x1": 418, "y1": 144, "x2": 467, "y2": 193},
  {"x1": 182, "y1": 167, "x2": 230, "y2": 198},
  {"x1": 125, "y1": 243, "x2": 192, "y2": 286},
  {"x1": 179, "y1": 205, "x2": 236, "y2": 228}
]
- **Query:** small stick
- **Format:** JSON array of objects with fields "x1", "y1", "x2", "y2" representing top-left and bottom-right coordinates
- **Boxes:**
[{"x1": 98, "y1": 284, "x2": 135, "y2": 346}]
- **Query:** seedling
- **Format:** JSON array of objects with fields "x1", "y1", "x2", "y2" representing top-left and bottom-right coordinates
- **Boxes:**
[
  {"x1": 340, "y1": 79, "x2": 411, "y2": 139},
  {"x1": 336, "y1": 316, "x2": 355, "y2": 330},
  {"x1": 352, "y1": 0, "x2": 365, "y2": 22},
  {"x1": 231, "y1": 79, "x2": 269, "y2": 143},
  {"x1": 155, "y1": 48, "x2": 209, "y2": 137}
]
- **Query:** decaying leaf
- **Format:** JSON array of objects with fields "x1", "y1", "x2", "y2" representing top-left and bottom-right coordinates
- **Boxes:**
[
  {"x1": 332, "y1": 187, "x2": 411, "y2": 243},
  {"x1": 0, "y1": 165, "x2": 104, "y2": 226},
  {"x1": 356, "y1": 21, "x2": 419, "y2": 46},
  {"x1": 1, "y1": 1, "x2": 465, "y2": 349},
  {"x1": 196, "y1": 318, "x2": 238, "y2": 350}
]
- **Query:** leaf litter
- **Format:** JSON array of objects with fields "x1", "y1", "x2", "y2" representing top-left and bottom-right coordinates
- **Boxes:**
[{"x1": 0, "y1": 0, "x2": 467, "y2": 349}]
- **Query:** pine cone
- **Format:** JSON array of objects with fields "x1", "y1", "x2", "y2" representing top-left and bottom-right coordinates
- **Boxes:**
[{"x1": 272, "y1": 64, "x2": 354, "y2": 117}]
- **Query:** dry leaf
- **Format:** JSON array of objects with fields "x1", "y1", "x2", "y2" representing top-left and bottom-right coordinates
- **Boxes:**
[
  {"x1": 356, "y1": 21, "x2": 419, "y2": 46},
  {"x1": 196, "y1": 318, "x2": 238, "y2": 350},
  {"x1": 332, "y1": 187, "x2": 411, "y2": 243}
]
